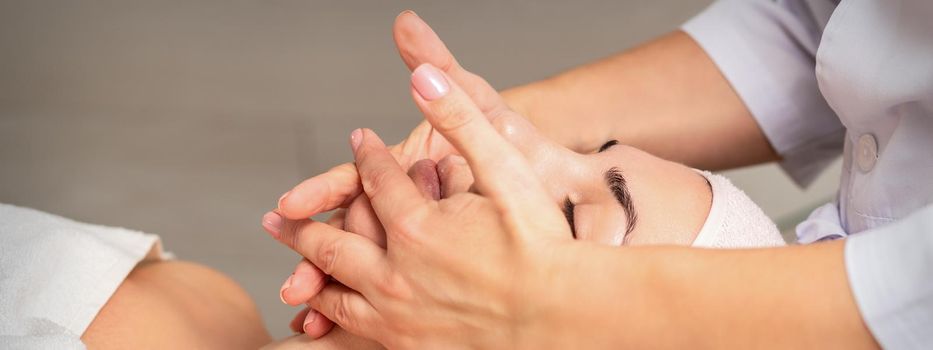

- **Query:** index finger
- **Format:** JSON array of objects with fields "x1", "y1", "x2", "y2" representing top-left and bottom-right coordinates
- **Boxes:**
[
  {"x1": 409, "y1": 64, "x2": 556, "y2": 217},
  {"x1": 350, "y1": 128, "x2": 430, "y2": 235},
  {"x1": 393, "y1": 11, "x2": 509, "y2": 118},
  {"x1": 278, "y1": 162, "x2": 361, "y2": 220}
]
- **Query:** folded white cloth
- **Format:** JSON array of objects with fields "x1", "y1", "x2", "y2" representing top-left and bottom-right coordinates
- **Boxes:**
[
  {"x1": 692, "y1": 171, "x2": 787, "y2": 248},
  {"x1": 0, "y1": 204, "x2": 165, "y2": 349}
]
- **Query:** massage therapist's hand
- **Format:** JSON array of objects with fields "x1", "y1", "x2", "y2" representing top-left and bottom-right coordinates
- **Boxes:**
[
  {"x1": 275, "y1": 11, "x2": 516, "y2": 221},
  {"x1": 277, "y1": 159, "x2": 442, "y2": 338},
  {"x1": 283, "y1": 64, "x2": 573, "y2": 348}
]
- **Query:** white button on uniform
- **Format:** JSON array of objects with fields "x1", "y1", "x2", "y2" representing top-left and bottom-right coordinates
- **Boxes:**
[{"x1": 856, "y1": 133, "x2": 878, "y2": 173}]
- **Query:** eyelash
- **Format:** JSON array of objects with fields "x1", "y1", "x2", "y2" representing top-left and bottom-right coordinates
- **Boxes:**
[{"x1": 562, "y1": 197, "x2": 577, "y2": 239}]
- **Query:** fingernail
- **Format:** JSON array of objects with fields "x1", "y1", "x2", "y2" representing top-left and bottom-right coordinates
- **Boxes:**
[
  {"x1": 280, "y1": 274, "x2": 294, "y2": 304},
  {"x1": 277, "y1": 191, "x2": 290, "y2": 209},
  {"x1": 412, "y1": 64, "x2": 449, "y2": 101},
  {"x1": 350, "y1": 128, "x2": 363, "y2": 152},
  {"x1": 399, "y1": 9, "x2": 418, "y2": 18},
  {"x1": 262, "y1": 211, "x2": 284, "y2": 239},
  {"x1": 303, "y1": 309, "x2": 319, "y2": 333}
]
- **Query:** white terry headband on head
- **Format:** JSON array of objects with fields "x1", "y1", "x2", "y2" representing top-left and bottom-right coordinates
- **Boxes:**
[{"x1": 691, "y1": 170, "x2": 786, "y2": 248}]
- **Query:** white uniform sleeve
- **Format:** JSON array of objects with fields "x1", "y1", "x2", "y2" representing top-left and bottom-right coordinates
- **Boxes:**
[
  {"x1": 681, "y1": 0, "x2": 845, "y2": 187},
  {"x1": 845, "y1": 204, "x2": 933, "y2": 349}
]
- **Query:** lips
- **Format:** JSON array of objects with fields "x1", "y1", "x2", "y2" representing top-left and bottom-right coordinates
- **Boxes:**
[{"x1": 408, "y1": 159, "x2": 441, "y2": 200}]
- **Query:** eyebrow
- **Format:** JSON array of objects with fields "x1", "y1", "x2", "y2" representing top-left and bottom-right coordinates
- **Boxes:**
[
  {"x1": 597, "y1": 140, "x2": 619, "y2": 153},
  {"x1": 605, "y1": 167, "x2": 637, "y2": 235}
]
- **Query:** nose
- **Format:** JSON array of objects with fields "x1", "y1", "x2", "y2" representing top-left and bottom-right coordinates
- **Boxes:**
[
  {"x1": 490, "y1": 112, "x2": 584, "y2": 194},
  {"x1": 492, "y1": 112, "x2": 551, "y2": 159}
]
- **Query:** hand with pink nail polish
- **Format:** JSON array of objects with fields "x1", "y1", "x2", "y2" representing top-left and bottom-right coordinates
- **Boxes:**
[
  {"x1": 272, "y1": 158, "x2": 442, "y2": 342},
  {"x1": 274, "y1": 10, "x2": 518, "y2": 223},
  {"x1": 263, "y1": 10, "x2": 542, "y2": 347},
  {"x1": 268, "y1": 56, "x2": 574, "y2": 347},
  {"x1": 263, "y1": 11, "x2": 523, "y2": 344}
]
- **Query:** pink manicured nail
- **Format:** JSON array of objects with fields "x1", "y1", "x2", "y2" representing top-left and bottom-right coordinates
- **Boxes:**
[
  {"x1": 350, "y1": 128, "x2": 363, "y2": 152},
  {"x1": 280, "y1": 274, "x2": 294, "y2": 304},
  {"x1": 412, "y1": 64, "x2": 449, "y2": 101},
  {"x1": 262, "y1": 211, "x2": 284, "y2": 239}
]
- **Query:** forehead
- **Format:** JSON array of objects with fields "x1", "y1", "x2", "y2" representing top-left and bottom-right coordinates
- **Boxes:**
[{"x1": 582, "y1": 143, "x2": 710, "y2": 246}]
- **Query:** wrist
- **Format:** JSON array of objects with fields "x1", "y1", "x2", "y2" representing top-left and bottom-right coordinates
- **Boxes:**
[
  {"x1": 510, "y1": 241, "x2": 636, "y2": 349},
  {"x1": 508, "y1": 240, "x2": 574, "y2": 349},
  {"x1": 515, "y1": 242, "x2": 695, "y2": 349}
]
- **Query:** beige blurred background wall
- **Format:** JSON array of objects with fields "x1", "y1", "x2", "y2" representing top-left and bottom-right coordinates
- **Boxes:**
[{"x1": 0, "y1": 0, "x2": 840, "y2": 339}]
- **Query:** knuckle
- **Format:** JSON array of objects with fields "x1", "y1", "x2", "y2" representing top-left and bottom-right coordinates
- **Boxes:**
[
  {"x1": 387, "y1": 207, "x2": 426, "y2": 241},
  {"x1": 491, "y1": 113, "x2": 520, "y2": 138},
  {"x1": 286, "y1": 219, "x2": 311, "y2": 249},
  {"x1": 435, "y1": 99, "x2": 474, "y2": 132},
  {"x1": 317, "y1": 236, "x2": 344, "y2": 275},
  {"x1": 376, "y1": 271, "x2": 411, "y2": 300},
  {"x1": 363, "y1": 165, "x2": 394, "y2": 198},
  {"x1": 331, "y1": 292, "x2": 356, "y2": 329}
]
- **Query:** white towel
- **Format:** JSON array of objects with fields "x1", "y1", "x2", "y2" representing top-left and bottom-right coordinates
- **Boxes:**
[
  {"x1": 692, "y1": 171, "x2": 787, "y2": 248},
  {"x1": 0, "y1": 204, "x2": 165, "y2": 349}
]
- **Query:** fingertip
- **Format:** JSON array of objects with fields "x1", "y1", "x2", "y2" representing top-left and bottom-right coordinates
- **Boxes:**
[
  {"x1": 395, "y1": 9, "x2": 418, "y2": 21},
  {"x1": 290, "y1": 307, "x2": 312, "y2": 334},
  {"x1": 278, "y1": 183, "x2": 320, "y2": 220},
  {"x1": 283, "y1": 260, "x2": 327, "y2": 306},
  {"x1": 303, "y1": 311, "x2": 335, "y2": 339},
  {"x1": 277, "y1": 190, "x2": 291, "y2": 210},
  {"x1": 351, "y1": 128, "x2": 387, "y2": 158},
  {"x1": 282, "y1": 275, "x2": 305, "y2": 306},
  {"x1": 350, "y1": 128, "x2": 363, "y2": 153},
  {"x1": 301, "y1": 309, "x2": 319, "y2": 335},
  {"x1": 279, "y1": 274, "x2": 294, "y2": 304},
  {"x1": 394, "y1": 9, "x2": 455, "y2": 75},
  {"x1": 358, "y1": 128, "x2": 387, "y2": 149},
  {"x1": 262, "y1": 211, "x2": 284, "y2": 239},
  {"x1": 295, "y1": 257, "x2": 314, "y2": 272},
  {"x1": 411, "y1": 63, "x2": 450, "y2": 101}
]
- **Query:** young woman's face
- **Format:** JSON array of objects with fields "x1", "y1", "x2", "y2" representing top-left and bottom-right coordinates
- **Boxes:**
[{"x1": 436, "y1": 114, "x2": 712, "y2": 246}]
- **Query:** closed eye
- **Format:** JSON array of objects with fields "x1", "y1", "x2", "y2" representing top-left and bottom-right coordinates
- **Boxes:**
[{"x1": 562, "y1": 197, "x2": 576, "y2": 239}]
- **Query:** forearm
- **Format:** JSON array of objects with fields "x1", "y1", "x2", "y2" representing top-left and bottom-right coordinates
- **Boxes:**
[
  {"x1": 533, "y1": 241, "x2": 878, "y2": 349},
  {"x1": 502, "y1": 31, "x2": 778, "y2": 170}
]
